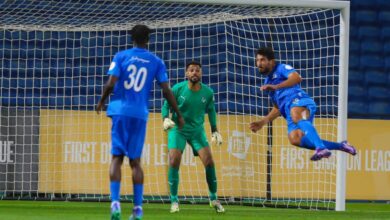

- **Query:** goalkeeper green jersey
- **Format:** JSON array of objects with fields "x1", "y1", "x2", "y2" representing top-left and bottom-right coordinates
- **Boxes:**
[{"x1": 162, "y1": 81, "x2": 217, "y2": 135}]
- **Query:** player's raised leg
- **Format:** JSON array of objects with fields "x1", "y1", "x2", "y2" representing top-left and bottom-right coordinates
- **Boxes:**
[
  {"x1": 289, "y1": 106, "x2": 331, "y2": 161},
  {"x1": 197, "y1": 146, "x2": 225, "y2": 213},
  {"x1": 288, "y1": 106, "x2": 356, "y2": 161}
]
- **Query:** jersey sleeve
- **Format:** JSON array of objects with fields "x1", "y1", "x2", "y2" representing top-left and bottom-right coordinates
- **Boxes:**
[
  {"x1": 161, "y1": 99, "x2": 170, "y2": 119},
  {"x1": 107, "y1": 53, "x2": 122, "y2": 77},
  {"x1": 155, "y1": 58, "x2": 169, "y2": 84},
  {"x1": 161, "y1": 84, "x2": 178, "y2": 119},
  {"x1": 207, "y1": 89, "x2": 217, "y2": 130},
  {"x1": 280, "y1": 64, "x2": 297, "y2": 78}
]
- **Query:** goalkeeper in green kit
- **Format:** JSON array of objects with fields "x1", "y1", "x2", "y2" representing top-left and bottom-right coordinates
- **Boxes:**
[{"x1": 162, "y1": 61, "x2": 225, "y2": 213}]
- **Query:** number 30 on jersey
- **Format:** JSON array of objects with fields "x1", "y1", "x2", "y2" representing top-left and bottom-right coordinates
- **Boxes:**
[{"x1": 124, "y1": 64, "x2": 148, "y2": 92}]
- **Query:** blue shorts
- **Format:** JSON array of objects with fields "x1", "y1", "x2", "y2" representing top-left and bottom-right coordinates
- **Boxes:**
[
  {"x1": 284, "y1": 98, "x2": 317, "y2": 134},
  {"x1": 111, "y1": 116, "x2": 146, "y2": 159}
]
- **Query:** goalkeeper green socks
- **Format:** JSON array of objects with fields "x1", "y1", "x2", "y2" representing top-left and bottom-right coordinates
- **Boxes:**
[
  {"x1": 206, "y1": 166, "x2": 217, "y2": 201},
  {"x1": 168, "y1": 166, "x2": 179, "y2": 203}
]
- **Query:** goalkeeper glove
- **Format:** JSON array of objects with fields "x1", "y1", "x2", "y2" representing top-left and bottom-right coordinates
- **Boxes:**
[
  {"x1": 211, "y1": 132, "x2": 223, "y2": 147},
  {"x1": 163, "y1": 118, "x2": 175, "y2": 131}
]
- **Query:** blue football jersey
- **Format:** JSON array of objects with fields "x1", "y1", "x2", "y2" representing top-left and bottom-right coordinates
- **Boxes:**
[
  {"x1": 264, "y1": 63, "x2": 310, "y2": 118},
  {"x1": 106, "y1": 47, "x2": 168, "y2": 120}
]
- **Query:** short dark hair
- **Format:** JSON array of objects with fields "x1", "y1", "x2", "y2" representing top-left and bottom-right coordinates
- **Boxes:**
[
  {"x1": 185, "y1": 60, "x2": 202, "y2": 70},
  {"x1": 256, "y1": 47, "x2": 275, "y2": 60},
  {"x1": 130, "y1": 24, "x2": 151, "y2": 45}
]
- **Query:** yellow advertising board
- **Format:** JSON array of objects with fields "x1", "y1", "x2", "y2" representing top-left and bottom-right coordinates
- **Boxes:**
[
  {"x1": 346, "y1": 119, "x2": 390, "y2": 200},
  {"x1": 38, "y1": 110, "x2": 268, "y2": 198},
  {"x1": 38, "y1": 110, "x2": 390, "y2": 200}
]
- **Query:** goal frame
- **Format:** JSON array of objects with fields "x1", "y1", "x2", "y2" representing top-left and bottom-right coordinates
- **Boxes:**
[{"x1": 150, "y1": 0, "x2": 350, "y2": 211}]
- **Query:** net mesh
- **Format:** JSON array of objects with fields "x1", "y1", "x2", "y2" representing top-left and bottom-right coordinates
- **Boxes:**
[{"x1": 0, "y1": 0, "x2": 340, "y2": 210}]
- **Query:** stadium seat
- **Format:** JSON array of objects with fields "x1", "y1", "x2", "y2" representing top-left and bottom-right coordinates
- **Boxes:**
[
  {"x1": 348, "y1": 70, "x2": 364, "y2": 84},
  {"x1": 381, "y1": 27, "x2": 390, "y2": 40},
  {"x1": 364, "y1": 70, "x2": 388, "y2": 86},
  {"x1": 377, "y1": 0, "x2": 390, "y2": 9},
  {"x1": 369, "y1": 101, "x2": 390, "y2": 115},
  {"x1": 351, "y1": 0, "x2": 380, "y2": 11},
  {"x1": 348, "y1": 101, "x2": 368, "y2": 116},
  {"x1": 360, "y1": 41, "x2": 383, "y2": 54},
  {"x1": 384, "y1": 42, "x2": 390, "y2": 55},
  {"x1": 368, "y1": 86, "x2": 389, "y2": 100},
  {"x1": 358, "y1": 26, "x2": 380, "y2": 40},
  {"x1": 378, "y1": 11, "x2": 390, "y2": 23},
  {"x1": 355, "y1": 10, "x2": 378, "y2": 25},
  {"x1": 359, "y1": 55, "x2": 384, "y2": 69},
  {"x1": 348, "y1": 85, "x2": 367, "y2": 100},
  {"x1": 349, "y1": 41, "x2": 360, "y2": 54},
  {"x1": 349, "y1": 55, "x2": 359, "y2": 70},
  {"x1": 385, "y1": 56, "x2": 390, "y2": 70}
]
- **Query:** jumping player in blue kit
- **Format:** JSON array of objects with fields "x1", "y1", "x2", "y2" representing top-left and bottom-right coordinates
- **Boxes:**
[
  {"x1": 249, "y1": 47, "x2": 356, "y2": 161},
  {"x1": 96, "y1": 24, "x2": 184, "y2": 220}
]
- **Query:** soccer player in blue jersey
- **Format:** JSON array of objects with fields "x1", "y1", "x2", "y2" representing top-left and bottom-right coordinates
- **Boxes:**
[
  {"x1": 96, "y1": 24, "x2": 184, "y2": 220},
  {"x1": 250, "y1": 47, "x2": 356, "y2": 161}
]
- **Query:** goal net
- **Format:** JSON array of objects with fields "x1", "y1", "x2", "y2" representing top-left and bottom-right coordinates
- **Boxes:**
[{"x1": 0, "y1": 0, "x2": 348, "y2": 210}]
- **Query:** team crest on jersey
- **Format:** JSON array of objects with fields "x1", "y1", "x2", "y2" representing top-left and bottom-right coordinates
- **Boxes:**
[
  {"x1": 109, "y1": 62, "x2": 116, "y2": 71},
  {"x1": 272, "y1": 74, "x2": 277, "y2": 79},
  {"x1": 285, "y1": 65, "x2": 293, "y2": 70},
  {"x1": 201, "y1": 97, "x2": 206, "y2": 103}
]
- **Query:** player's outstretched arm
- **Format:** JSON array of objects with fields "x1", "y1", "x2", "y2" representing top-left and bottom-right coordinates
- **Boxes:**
[
  {"x1": 160, "y1": 82, "x2": 184, "y2": 129},
  {"x1": 250, "y1": 105, "x2": 280, "y2": 133},
  {"x1": 260, "y1": 72, "x2": 302, "y2": 91},
  {"x1": 96, "y1": 75, "x2": 118, "y2": 114}
]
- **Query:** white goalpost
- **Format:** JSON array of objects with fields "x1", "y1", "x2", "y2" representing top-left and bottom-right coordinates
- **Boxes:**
[{"x1": 0, "y1": 0, "x2": 349, "y2": 211}]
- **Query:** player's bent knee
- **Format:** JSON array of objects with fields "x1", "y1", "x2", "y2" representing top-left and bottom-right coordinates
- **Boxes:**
[
  {"x1": 168, "y1": 154, "x2": 181, "y2": 168},
  {"x1": 205, "y1": 159, "x2": 215, "y2": 167},
  {"x1": 201, "y1": 154, "x2": 215, "y2": 167},
  {"x1": 129, "y1": 158, "x2": 142, "y2": 168},
  {"x1": 288, "y1": 131, "x2": 302, "y2": 147}
]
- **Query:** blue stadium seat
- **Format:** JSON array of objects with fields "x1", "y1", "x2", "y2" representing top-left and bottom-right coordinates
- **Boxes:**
[
  {"x1": 349, "y1": 70, "x2": 364, "y2": 84},
  {"x1": 352, "y1": 0, "x2": 377, "y2": 10},
  {"x1": 381, "y1": 27, "x2": 390, "y2": 40},
  {"x1": 378, "y1": 11, "x2": 390, "y2": 23},
  {"x1": 377, "y1": 0, "x2": 390, "y2": 9},
  {"x1": 355, "y1": 10, "x2": 378, "y2": 24},
  {"x1": 364, "y1": 70, "x2": 388, "y2": 86},
  {"x1": 349, "y1": 55, "x2": 359, "y2": 70},
  {"x1": 348, "y1": 85, "x2": 367, "y2": 100},
  {"x1": 349, "y1": 26, "x2": 359, "y2": 39},
  {"x1": 348, "y1": 101, "x2": 368, "y2": 116},
  {"x1": 384, "y1": 42, "x2": 390, "y2": 55},
  {"x1": 358, "y1": 26, "x2": 380, "y2": 39},
  {"x1": 360, "y1": 41, "x2": 383, "y2": 54},
  {"x1": 369, "y1": 101, "x2": 390, "y2": 115},
  {"x1": 360, "y1": 55, "x2": 384, "y2": 69},
  {"x1": 368, "y1": 86, "x2": 389, "y2": 100},
  {"x1": 349, "y1": 41, "x2": 360, "y2": 54},
  {"x1": 385, "y1": 56, "x2": 390, "y2": 70}
]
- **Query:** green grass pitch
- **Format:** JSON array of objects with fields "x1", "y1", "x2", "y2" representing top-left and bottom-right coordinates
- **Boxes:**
[{"x1": 0, "y1": 200, "x2": 389, "y2": 220}]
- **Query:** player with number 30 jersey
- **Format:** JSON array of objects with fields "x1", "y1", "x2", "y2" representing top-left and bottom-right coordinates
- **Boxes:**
[
  {"x1": 96, "y1": 24, "x2": 183, "y2": 220},
  {"x1": 106, "y1": 47, "x2": 168, "y2": 120}
]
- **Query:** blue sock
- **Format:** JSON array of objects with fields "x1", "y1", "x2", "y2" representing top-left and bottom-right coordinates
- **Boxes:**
[
  {"x1": 297, "y1": 120, "x2": 325, "y2": 150},
  {"x1": 322, "y1": 140, "x2": 342, "y2": 150},
  {"x1": 299, "y1": 135, "x2": 316, "y2": 150},
  {"x1": 110, "y1": 181, "x2": 121, "y2": 202},
  {"x1": 133, "y1": 184, "x2": 143, "y2": 207}
]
